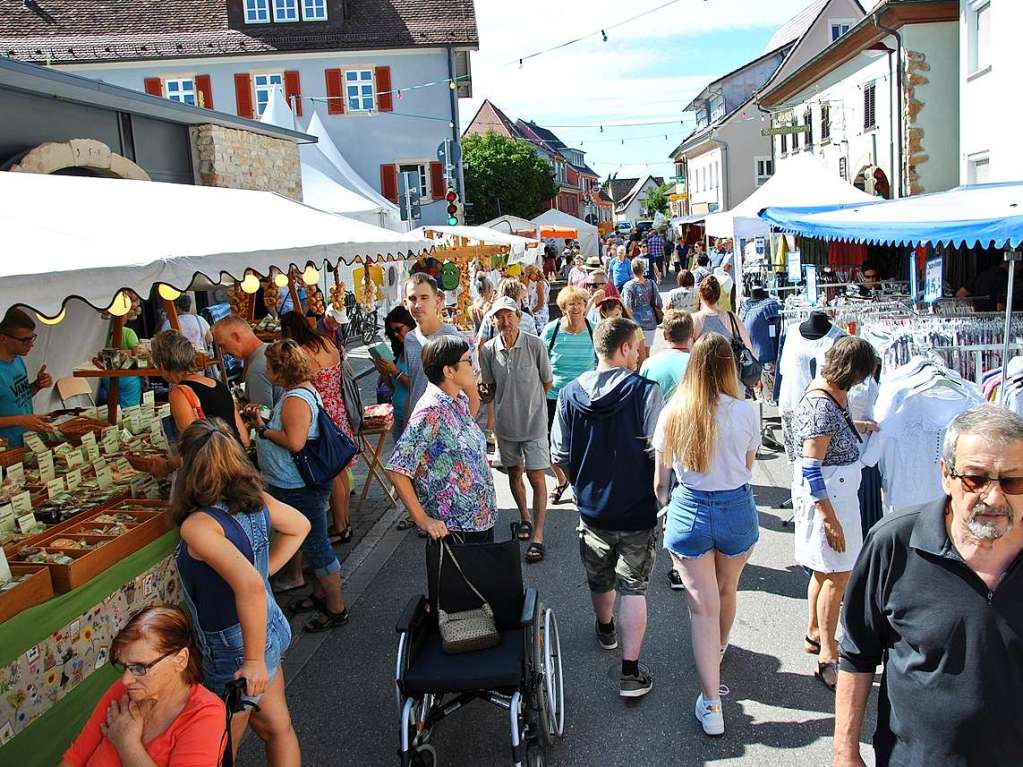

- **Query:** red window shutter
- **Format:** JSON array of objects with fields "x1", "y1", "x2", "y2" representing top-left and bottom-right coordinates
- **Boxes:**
[
  {"x1": 283, "y1": 70, "x2": 302, "y2": 117},
  {"x1": 380, "y1": 164, "x2": 399, "y2": 203},
  {"x1": 375, "y1": 66, "x2": 393, "y2": 112},
  {"x1": 143, "y1": 77, "x2": 163, "y2": 97},
  {"x1": 234, "y1": 73, "x2": 254, "y2": 119},
  {"x1": 429, "y1": 162, "x2": 446, "y2": 200},
  {"x1": 195, "y1": 74, "x2": 214, "y2": 109},
  {"x1": 325, "y1": 68, "x2": 345, "y2": 115}
]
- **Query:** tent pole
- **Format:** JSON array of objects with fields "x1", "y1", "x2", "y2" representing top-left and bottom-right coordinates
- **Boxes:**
[{"x1": 1001, "y1": 248, "x2": 1021, "y2": 404}]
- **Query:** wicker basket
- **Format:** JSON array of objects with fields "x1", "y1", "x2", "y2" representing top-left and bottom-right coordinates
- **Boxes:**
[
  {"x1": 0, "y1": 446, "x2": 27, "y2": 468},
  {"x1": 58, "y1": 416, "x2": 109, "y2": 446}
]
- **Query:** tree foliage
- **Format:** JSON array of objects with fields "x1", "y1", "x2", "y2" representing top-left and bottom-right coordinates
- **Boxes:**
[
  {"x1": 642, "y1": 184, "x2": 672, "y2": 217},
  {"x1": 462, "y1": 132, "x2": 558, "y2": 224}
]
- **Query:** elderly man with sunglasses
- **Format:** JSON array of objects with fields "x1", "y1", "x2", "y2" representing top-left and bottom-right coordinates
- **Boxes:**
[
  {"x1": 834, "y1": 403, "x2": 1023, "y2": 767},
  {"x1": 0, "y1": 307, "x2": 54, "y2": 447}
]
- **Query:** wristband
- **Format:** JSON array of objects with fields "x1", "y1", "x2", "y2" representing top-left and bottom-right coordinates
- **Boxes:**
[{"x1": 801, "y1": 457, "x2": 828, "y2": 501}]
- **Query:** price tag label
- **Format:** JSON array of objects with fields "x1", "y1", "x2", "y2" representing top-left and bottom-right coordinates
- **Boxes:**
[
  {"x1": 144, "y1": 483, "x2": 162, "y2": 500},
  {"x1": 102, "y1": 426, "x2": 119, "y2": 453},
  {"x1": 0, "y1": 548, "x2": 11, "y2": 585},
  {"x1": 83, "y1": 406, "x2": 100, "y2": 421},
  {"x1": 84, "y1": 442, "x2": 101, "y2": 462},
  {"x1": 148, "y1": 419, "x2": 164, "y2": 439},
  {"x1": 116, "y1": 458, "x2": 133, "y2": 473},
  {"x1": 0, "y1": 504, "x2": 15, "y2": 533},
  {"x1": 96, "y1": 465, "x2": 114, "y2": 491},
  {"x1": 80, "y1": 431, "x2": 97, "y2": 451},
  {"x1": 46, "y1": 477, "x2": 66, "y2": 500},
  {"x1": 11, "y1": 491, "x2": 33, "y2": 515},
  {"x1": 66, "y1": 449, "x2": 84, "y2": 469},
  {"x1": 156, "y1": 404, "x2": 171, "y2": 420},
  {"x1": 66, "y1": 469, "x2": 83, "y2": 491},
  {"x1": 6, "y1": 462, "x2": 23, "y2": 483},
  {"x1": 15, "y1": 513, "x2": 39, "y2": 534},
  {"x1": 38, "y1": 451, "x2": 55, "y2": 483},
  {"x1": 127, "y1": 411, "x2": 142, "y2": 433},
  {"x1": 24, "y1": 433, "x2": 45, "y2": 454},
  {"x1": 130, "y1": 477, "x2": 147, "y2": 498},
  {"x1": 143, "y1": 390, "x2": 155, "y2": 408}
]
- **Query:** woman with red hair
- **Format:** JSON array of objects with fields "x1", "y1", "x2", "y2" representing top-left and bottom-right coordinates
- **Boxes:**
[{"x1": 61, "y1": 605, "x2": 226, "y2": 767}]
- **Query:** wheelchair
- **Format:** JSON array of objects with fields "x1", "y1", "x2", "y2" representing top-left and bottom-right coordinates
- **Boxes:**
[{"x1": 394, "y1": 528, "x2": 566, "y2": 766}]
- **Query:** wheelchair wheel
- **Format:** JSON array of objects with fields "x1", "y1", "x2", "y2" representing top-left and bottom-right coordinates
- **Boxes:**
[
  {"x1": 411, "y1": 744, "x2": 437, "y2": 767},
  {"x1": 535, "y1": 607, "x2": 565, "y2": 744},
  {"x1": 362, "y1": 310, "x2": 380, "y2": 344},
  {"x1": 525, "y1": 736, "x2": 548, "y2": 766}
]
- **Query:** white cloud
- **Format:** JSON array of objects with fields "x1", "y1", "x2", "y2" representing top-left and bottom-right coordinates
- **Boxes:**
[{"x1": 461, "y1": 0, "x2": 817, "y2": 178}]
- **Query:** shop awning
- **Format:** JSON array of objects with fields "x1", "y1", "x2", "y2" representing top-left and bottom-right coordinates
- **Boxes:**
[
  {"x1": 0, "y1": 171, "x2": 430, "y2": 316},
  {"x1": 538, "y1": 225, "x2": 578, "y2": 239},
  {"x1": 412, "y1": 225, "x2": 541, "y2": 262},
  {"x1": 706, "y1": 153, "x2": 875, "y2": 238},
  {"x1": 531, "y1": 209, "x2": 599, "y2": 255},
  {"x1": 759, "y1": 181, "x2": 1023, "y2": 248}
]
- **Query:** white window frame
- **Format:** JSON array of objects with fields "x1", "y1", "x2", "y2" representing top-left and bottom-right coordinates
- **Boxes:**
[
  {"x1": 253, "y1": 72, "x2": 284, "y2": 116},
  {"x1": 968, "y1": 151, "x2": 991, "y2": 184},
  {"x1": 829, "y1": 19, "x2": 855, "y2": 42},
  {"x1": 301, "y1": 0, "x2": 328, "y2": 21},
  {"x1": 398, "y1": 163, "x2": 429, "y2": 198},
  {"x1": 863, "y1": 81, "x2": 877, "y2": 131},
  {"x1": 163, "y1": 77, "x2": 197, "y2": 106},
  {"x1": 969, "y1": 0, "x2": 991, "y2": 76},
  {"x1": 345, "y1": 69, "x2": 376, "y2": 112},
  {"x1": 755, "y1": 156, "x2": 774, "y2": 186},
  {"x1": 243, "y1": 0, "x2": 270, "y2": 23},
  {"x1": 272, "y1": 0, "x2": 300, "y2": 23}
]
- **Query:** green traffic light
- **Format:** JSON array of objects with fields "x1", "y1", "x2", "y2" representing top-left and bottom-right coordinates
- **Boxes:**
[{"x1": 447, "y1": 216, "x2": 458, "y2": 225}]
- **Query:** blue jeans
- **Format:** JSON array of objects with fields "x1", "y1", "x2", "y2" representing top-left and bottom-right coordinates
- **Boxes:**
[
  {"x1": 201, "y1": 612, "x2": 291, "y2": 697},
  {"x1": 269, "y1": 484, "x2": 339, "y2": 578},
  {"x1": 664, "y1": 483, "x2": 759, "y2": 559}
]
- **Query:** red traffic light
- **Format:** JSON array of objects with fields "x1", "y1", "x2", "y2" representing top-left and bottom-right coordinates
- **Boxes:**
[
  {"x1": 445, "y1": 190, "x2": 458, "y2": 204},
  {"x1": 447, "y1": 204, "x2": 458, "y2": 215}
]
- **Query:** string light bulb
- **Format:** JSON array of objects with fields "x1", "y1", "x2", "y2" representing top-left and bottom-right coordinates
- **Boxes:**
[
  {"x1": 273, "y1": 271, "x2": 289, "y2": 288},
  {"x1": 157, "y1": 284, "x2": 182, "y2": 301},
  {"x1": 36, "y1": 308, "x2": 66, "y2": 325},
  {"x1": 240, "y1": 274, "x2": 261, "y2": 294},
  {"x1": 107, "y1": 291, "x2": 133, "y2": 317},
  {"x1": 449, "y1": 80, "x2": 457, "y2": 90},
  {"x1": 302, "y1": 265, "x2": 320, "y2": 286}
]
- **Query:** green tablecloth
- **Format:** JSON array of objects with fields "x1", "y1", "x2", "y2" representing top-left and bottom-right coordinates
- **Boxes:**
[{"x1": 0, "y1": 530, "x2": 178, "y2": 766}]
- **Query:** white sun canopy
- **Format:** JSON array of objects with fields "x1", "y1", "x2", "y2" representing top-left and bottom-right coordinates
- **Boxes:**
[
  {"x1": 0, "y1": 171, "x2": 430, "y2": 316},
  {"x1": 705, "y1": 153, "x2": 876, "y2": 239},
  {"x1": 531, "y1": 209, "x2": 599, "y2": 257},
  {"x1": 412, "y1": 225, "x2": 542, "y2": 263}
]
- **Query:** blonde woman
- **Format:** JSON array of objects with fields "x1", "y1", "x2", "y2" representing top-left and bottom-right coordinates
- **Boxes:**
[
  {"x1": 653, "y1": 333, "x2": 760, "y2": 737},
  {"x1": 522, "y1": 265, "x2": 550, "y2": 330}
]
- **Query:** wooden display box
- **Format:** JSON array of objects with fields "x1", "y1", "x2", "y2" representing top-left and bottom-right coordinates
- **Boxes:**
[
  {"x1": 0, "y1": 563, "x2": 54, "y2": 622},
  {"x1": 21, "y1": 502, "x2": 171, "y2": 593},
  {"x1": 2, "y1": 490, "x2": 131, "y2": 559}
]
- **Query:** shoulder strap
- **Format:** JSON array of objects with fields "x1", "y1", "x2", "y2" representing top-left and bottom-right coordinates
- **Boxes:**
[
  {"x1": 437, "y1": 540, "x2": 489, "y2": 610},
  {"x1": 546, "y1": 321, "x2": 561, "y2": 353},
  {"x1": 200, "y1": 506, "x2": 255, "y2": 565},
  {"x1": 174, "y1": 383, "x2": 206, "y2": 420},
  {"x1": 584, "y1": 319, "x2": 593, "y2": 340},
  {"x1": 803, "y1": 388, "x2": 863, "y2": 444}
]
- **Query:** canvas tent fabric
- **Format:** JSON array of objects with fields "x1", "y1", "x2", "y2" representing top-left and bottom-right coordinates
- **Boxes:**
[
  {"x1": 759, "y1": 182, "x2": 1023, "y2": 249},
  {"x1": 412, "y1": 225, "x2": 541, "y2": 263},
  {"x1": 482, "y1": 214, "x2": 538, "y2": 237},
  {"x1": 705, "y1": 153, "x2": 875, "y2": 238},
  {"x1": 530, "y1": 209, "x2": 599, "y2": 256},
  {"x1": 0, "y1": 171, "x2": 430, "y2": 316},
  {"x1": 261, "y1": 87, "x2": 404, "y2": 231}
]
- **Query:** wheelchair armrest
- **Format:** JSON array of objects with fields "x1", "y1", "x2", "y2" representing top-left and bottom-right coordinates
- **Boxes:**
[
  {"x1": 396, "y1": 595, "x2": 428, "y2": 634},
  {"x1": 519, "y1": 587, "x2": 538, "y2": 627}
]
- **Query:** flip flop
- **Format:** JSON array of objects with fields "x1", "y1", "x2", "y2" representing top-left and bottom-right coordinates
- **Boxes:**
[
  {"x1": 517, "y1": 521, "x2": 534, "y2": 541},
  {"x1": 815, "y1": 660, "x2": 838, "y2": 692},
  {"x1": 548, "y1": 483, "x2": 569, "y2": 504},
  {"x1": 525, "y1": 542, "x2": 545, "y2": 563},
  {"x1": 804, "y1": 635, "x2": 822, "y2": 655}
]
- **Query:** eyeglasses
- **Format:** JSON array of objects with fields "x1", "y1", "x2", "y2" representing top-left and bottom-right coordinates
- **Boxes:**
[
  {"x1": 2, "y1": 332, "x2": 37, "y2": 344},
  {"x1": 948, "y1": 466, "x2": 1023, "y2": 495},
  {"x1": 585, "y1": 283, "x2": 606, "y2": 289},
  {"x1": 111, "y1": 649, "x2": 178, "y2": 677}
]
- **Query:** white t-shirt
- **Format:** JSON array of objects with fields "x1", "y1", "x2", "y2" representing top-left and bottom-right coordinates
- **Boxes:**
[
  {"x1": 653, "y1": 395, "x2": 760, "y2": 491},
  {"x1": 160, "y1": 313, "x2": 210, "y2": 353}
]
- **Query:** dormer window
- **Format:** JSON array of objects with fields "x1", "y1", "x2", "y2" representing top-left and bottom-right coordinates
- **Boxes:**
[
  {"x1": 244, "y1": 0, "x2": 270, "y2": 24},
  {"x1": 244, "y1": 0, "x2": 327, "y2": 24}
]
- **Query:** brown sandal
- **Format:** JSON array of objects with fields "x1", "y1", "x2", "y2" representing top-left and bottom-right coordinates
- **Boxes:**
[
  {"x1": 815, "y1": 660, "x2": 838, "y2": 692},
  {"x1": 525, "y1": 542, "x2": 545, "y2": 563},
  {"x1": 804, "y1": 635, "x2": 822, "y2": 655},
  {"x1": 548, "y1": 483, "x2": 569, "y2": 504}
]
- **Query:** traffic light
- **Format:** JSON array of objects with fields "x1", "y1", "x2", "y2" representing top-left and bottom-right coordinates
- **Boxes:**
[{"x1": 445, "y1": 189, "x2": 461, "y2": 226}]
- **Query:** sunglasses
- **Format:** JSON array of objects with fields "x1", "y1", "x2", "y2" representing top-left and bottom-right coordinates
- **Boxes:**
[
  {"x1": 111, "y1": 649, "x2": 177, "y2": 677},
  {"x1": 948, "y1": 466, "x2": 1023, "y2": 495}
]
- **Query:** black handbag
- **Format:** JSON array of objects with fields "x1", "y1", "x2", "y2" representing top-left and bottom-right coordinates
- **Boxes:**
[
  {"x1": 291, "y1": 390, "x2": 358, "y2": 487},
  {"x1": 341, "y1": 355, "x2": 364, "y2": 434},
  {"x1": 727, "y1": 312, "x2": 764, "y2": 388}
]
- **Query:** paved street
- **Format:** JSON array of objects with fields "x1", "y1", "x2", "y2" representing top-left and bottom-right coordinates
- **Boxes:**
[{"x1": 242, "y1": 425, "x2": 879, "y2": 766}]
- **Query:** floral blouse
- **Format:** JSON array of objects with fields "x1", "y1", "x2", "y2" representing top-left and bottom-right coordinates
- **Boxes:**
[{"x1": 385, "y1": 385, "x2": 496, "y2": 532}]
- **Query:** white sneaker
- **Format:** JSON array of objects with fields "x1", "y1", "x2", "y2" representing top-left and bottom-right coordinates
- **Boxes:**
[{"x1": 695, "y1": 694, "x2": 725, "y2": 736}]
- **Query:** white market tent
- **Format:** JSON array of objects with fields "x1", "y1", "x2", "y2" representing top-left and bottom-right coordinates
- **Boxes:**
[
  {"x1": 0, "y1": 171, "x2": 430, "y2": 317},
  {"x1": 412, "y1": 225, "x2": 542, "y2": 263},
  {"x1": 705, "y1": 153, "x2": 875, "y2": 239},
  {"x1": 530, "y1": 209, "x2": 599, "y2": 257},
  {"x1": 261, "y1": 87, "x2": 404, "y2": 232},
  {"x1": 482, "y1": 214, "x2": 538, "y2": 237}
]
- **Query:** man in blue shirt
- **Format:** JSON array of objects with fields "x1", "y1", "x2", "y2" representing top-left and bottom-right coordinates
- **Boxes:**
[
  {"x1": 640, "y1": 310, "x2": 692, "y2": 401},
  {"x1": 0, "y1": 308, "x2": 54, "y2": 447},
  {"x1": 645, "y1": 231, "x2": 666, "y2": 283},
  {"x1": 610, "y1": 246, "x2": 633, "y2": 292}
]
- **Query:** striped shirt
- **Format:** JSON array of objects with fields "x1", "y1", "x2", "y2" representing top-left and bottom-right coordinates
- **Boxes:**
[{"x1": 541, "y1": 319, "x2": 597, "y2": 400}]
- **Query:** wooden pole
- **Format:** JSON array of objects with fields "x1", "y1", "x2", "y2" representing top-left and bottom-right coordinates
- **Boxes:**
[
  {"x1": 162, "y1": 298, "x2": 180, "y2": 331},
  {"x1": 107, "y1": 314, "x2": 125, "y2": 425}
]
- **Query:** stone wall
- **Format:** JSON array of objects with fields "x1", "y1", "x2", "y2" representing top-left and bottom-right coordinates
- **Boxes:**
[
  {"x1": 189, "y1": 124, "x2": 302, "y2": 200},
  {"x1": 903, "y1": 49, "x2": 930, "y2": 196}
]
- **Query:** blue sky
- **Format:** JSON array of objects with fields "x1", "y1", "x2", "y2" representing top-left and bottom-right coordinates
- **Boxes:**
[{"x1": 460, "y1": 0, "x2": 816, "y2": 182}]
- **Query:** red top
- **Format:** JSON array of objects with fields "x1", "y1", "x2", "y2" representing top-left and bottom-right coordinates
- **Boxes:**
[{"x1": 63, "y1": 680, "x2": 226, "y2": 767}]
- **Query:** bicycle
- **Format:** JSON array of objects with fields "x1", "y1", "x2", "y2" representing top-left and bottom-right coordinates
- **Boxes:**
[{"x1": 342, "y1": 291, "x2": 381, "y2": 346}]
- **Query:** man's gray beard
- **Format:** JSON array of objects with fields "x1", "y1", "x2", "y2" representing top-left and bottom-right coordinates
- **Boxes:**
[{"x1": 967, "y1": 503, "x2": 1015, "y2": 540}]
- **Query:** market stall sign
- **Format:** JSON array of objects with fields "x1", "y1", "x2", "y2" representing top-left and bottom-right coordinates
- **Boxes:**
[
  {"x1": 924, "y1": 257, "x2": 943, "y2": 304},
  {"x1": 0, "y1": 504, "x2": 13, "y2": 533},
  {"x1": 761, "y1": 124, "x2": 810, "y2": 136}
]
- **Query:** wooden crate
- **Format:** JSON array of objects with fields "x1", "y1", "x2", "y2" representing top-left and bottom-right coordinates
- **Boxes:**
[
  {"x1": 23, "y1": 504, "x2": 171, "y2": 593},
  {"x1": 0, "y1": 563, "x2": 54, "y2": 622},
  {"x1": 2, "y1": 490, "x2": 130, "y2": 559},
  {"x1": 0, "y1": 446, "x2": 28, "y2": 468}
]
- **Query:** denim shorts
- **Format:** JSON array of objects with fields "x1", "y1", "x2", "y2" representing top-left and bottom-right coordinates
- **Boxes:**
[
  {"x1": 202, "y1": 608, "x2": 292, "y2": 699},
  {"x1": 269, "y1": 484, "x2": 339, "y2": 578},
  {"x1": 664, "y1": 483, "x2": 759, "y2": 559}
]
